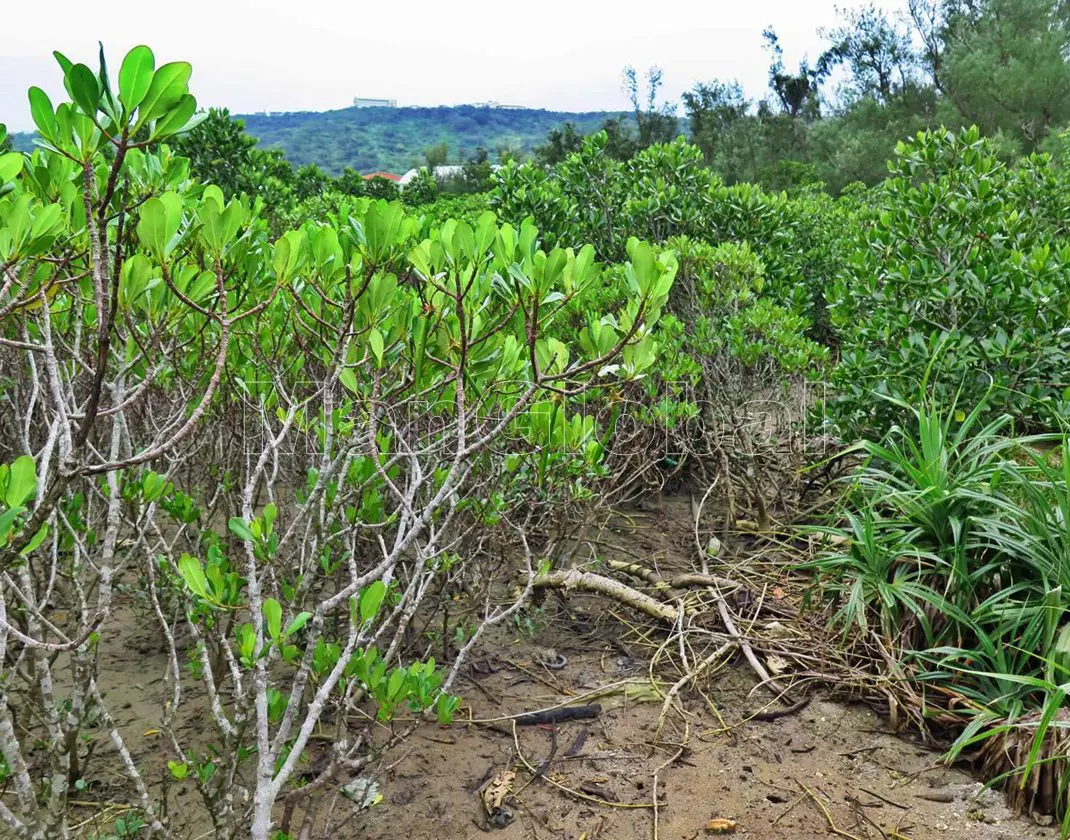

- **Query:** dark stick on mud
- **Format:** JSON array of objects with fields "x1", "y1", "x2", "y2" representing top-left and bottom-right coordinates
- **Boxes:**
[
  {"x1": 751, "y1": 696, "x2": 812, "y2": 721},
  {"x1": 564, "y1": 728, "x2": 589, "y2": 757},
  {"x1": 515, "y1": 704, "x2": 602, "y2": 726}
]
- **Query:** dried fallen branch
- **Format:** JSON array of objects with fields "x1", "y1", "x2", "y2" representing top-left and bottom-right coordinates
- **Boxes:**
[
  {"x1": 605, "y1": 558, "x2": 747, "y2": 602},
  {"x1": 600, "y1": 558, "x2": 792, "y2": 701},
  {"x1": 533, "y1": 568, "x2": 678, "y2": 622},
  {"x1": 604, "y1": 558, "x2": 682, "y2": 598}
]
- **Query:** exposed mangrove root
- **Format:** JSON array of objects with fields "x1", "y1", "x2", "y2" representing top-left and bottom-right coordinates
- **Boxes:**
[
  {"x1": 653, "y1": 641, "x2": 734, "y2": 743},
  {"x1": 533, "y1": 569, "x2": 678, "y2": 622}
]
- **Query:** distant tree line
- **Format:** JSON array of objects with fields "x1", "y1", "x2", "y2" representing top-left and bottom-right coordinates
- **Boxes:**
[{"x1": 541, "y1": 0, "x2": 1070, "y2": 193}]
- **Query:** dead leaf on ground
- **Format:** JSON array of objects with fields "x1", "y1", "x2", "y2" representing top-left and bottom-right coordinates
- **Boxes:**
[
  {"x1": 765, "y1": 654, "x2": 789, "y2": 675},
  {"x1": 705, "y1": 817, "x2": 737, "y2": 834},
  {"x1": 481, "y1": 768, "x2": 516, "y2": 815}
]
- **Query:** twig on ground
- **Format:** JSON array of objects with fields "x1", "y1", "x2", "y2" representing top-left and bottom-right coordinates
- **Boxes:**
[
  {"x1": 858, "y1": 786, "x2": 909, "y2": 810},
  {"x1": 751, "y1": 696, "x2": 811, "y2": 721},
  {"x1": 654, "y1": 641, "x2": 733, "y2": 744},
  {"x1": 511, "y1": 722, "x2": 656, "y2": 810},
  {"x1": 796, "y1": 777, "x2": 864, "y2": 840}
]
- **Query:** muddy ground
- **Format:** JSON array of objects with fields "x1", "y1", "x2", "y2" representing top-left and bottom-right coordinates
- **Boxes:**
[
  {"x1": 357, "y1": 647, "x2": 1043, "y2": 840},
  {"x1": 98, "y1": 636, "x2": 1047, "y2": 840},
  {"x1": 84, "y1": 494, "x2": 1051, "y2": 840}
]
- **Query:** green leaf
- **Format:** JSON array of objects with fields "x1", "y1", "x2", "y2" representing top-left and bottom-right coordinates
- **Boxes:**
[
  {"x1": 272, "y1": 230, "x2": 306, "y2": 282},
  {"x1": 284, "y1": 612, "x2": 312, "y2": 637},
  {"x1": 53, "y1": 50, "x2": 74, "y2": 77},
  {"x1": 262, "y1": 503, "x2": 277, "y2": 536},
  {"x1": 30, "y1": 204, "x2": 63, "y2": 241},
  {"x1": 238, "y1": 623, "x2": 256, "y2": 662},
  {"x1": 228, "y1": 517, "x2": 255, "y2": 542},
  {"x1": 96, "y1": 42, "x2": 112, "y2": 95},
  {"x1": 21, "y1": 523, "x2": 49, "y2": 556},
  {"x1": 339, "y1": 367, "x2": 359, "y2": 394},
  {"x1": 368, "y1": 329, "x2": 385, "y2": 366},
  {"x1": 1054, "y1": 623, "x2": 1070, "y2": 682},
  {"x1": 0, "y1": 507, "x2": 26, "y2": 547},
  {"x1": 205, "y1": 564, "x2": 224, "y2": 602},
  {"x1": 1021, "y1": 687, "x2": 1066, "y2": 787},
  {"x1": 178, "y1": 554, "x2": 210, "y2": 600},
  {"x1": 5, "y1": 456, "x2": 37, "y2": 508},
  {"x1": 118, "y1": 45, "x2": 155, "y2": 112},
  {"x1": 386, "y1": 668, "x2": 406, "y2": 700},
  {"x1": 142, "y1": 470, "x2": 166, "y2": 502},
  {"x1": 68, "y1": 64, "x2": 100, "y2": 117},
  {"x1": 134, "y1": 62, "x2": 193, "y2": 129},
  {"x1": 136, "y1": 197, "x2": 170, "y2": 258},
  {"x1": 120, "y1": 254, "x2": 153, "y2": 309},
  {"x1": 262, "y1": 598, "x2": 282, "y2": 641},
  {"x1": 150, "y1": 94, "x2": 197, "y2": 140},
  {"x1": 28, "y1": 87, "x2": 58, "y2": 140},
  {"x1": 173, "y1": 110, "x2": 208, "y2": 136},
  {"x1": 359, "y1": 580, "x2": 387, "y2": 624},
  {"x1": 0, "y1": 153, "x2": 22, "y2": 184},
  {"x1": 167, "y1": 760, "x2": 189, "y2": 781}
]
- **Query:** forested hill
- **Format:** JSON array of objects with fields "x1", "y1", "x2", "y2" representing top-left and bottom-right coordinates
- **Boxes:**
[
  {"x1": 234, "y1": 105, "x2": 619, "y2": 174},
  {"x1": 8, "y1": 105, "x2": 620, "y2": 173}
]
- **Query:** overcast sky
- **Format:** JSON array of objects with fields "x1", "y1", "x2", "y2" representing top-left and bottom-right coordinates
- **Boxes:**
[{"x1": 1, "y1": 0, "x2": 906, "y2": 131}]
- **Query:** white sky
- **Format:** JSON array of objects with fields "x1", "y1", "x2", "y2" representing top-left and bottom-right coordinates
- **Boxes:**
[{"x1": 1, "y1": 0, "x2": 905, "y2": 131}]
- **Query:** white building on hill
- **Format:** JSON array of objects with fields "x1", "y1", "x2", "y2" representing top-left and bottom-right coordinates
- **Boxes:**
[{"x1": 353, "y1": 97, "x2": 397, "y2": 108}]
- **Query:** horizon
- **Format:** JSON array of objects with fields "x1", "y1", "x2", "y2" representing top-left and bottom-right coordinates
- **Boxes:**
[
  {"x1": 234, "y1": 102, "x2": 634, "y2": 118},
  {"x1": 1, "y1": 0, "x2": 907, "y2": 132}
]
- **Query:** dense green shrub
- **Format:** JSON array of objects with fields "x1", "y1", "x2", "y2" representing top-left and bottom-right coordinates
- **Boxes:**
[
  {"x1": 335, "y1": 165, "x2": 368, "y2": 196},
  {"x1": 364, "y1": 173, "x2": 400, "y2": 200},
  {"x1": 492, "y1": 132, "x2": 850, "y2": 331},
  {"x1": 826, "y1": 126, "x2": 1070, "y2": 437},
  {"x1": 401, "y1": 166, "x2": 439, "y2": 205},
  {"x1": 416, "y1": 191, "x2": 492, "y2": 227},
  {"x1": 0, "y1": 45, "x2": 676, "y2": 840}
]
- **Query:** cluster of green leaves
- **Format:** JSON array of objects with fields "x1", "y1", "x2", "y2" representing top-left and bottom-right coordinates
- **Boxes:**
[
  {"x1": 493, "y1": 132, "x2": 848, "y2": 331},
  {"x1": 825, "y1": 126, "x2": 1070, "y2": 438},
  {"x1": 414, "y1": 191, "x2": 490, "y2": 228},
  {"x1": 178, "y1": 535, "x2": 460, "y2": 725},
  {"x1": 0, "y1": 456, "x2": 43, "y2": 551},
  {"x1": 671, "y1": 238, "x2": 828, "y2": 376},
  {"x1": 28, "y1": 44, "x2": 204, "y2": 160},
  {"x1": 168, "y1": 110, "x2": 483, "y2": 240},
  {"x1": 488, "y1": 135, "x2": 836, "y2": 487}
]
